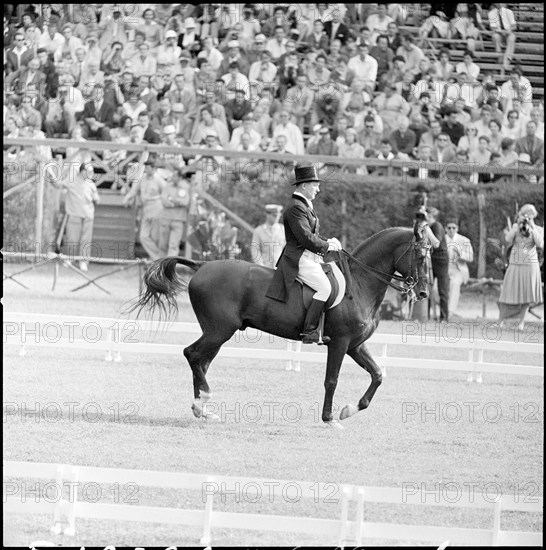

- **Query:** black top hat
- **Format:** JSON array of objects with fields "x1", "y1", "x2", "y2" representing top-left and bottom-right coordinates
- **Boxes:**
[{"x1": 292, "y1": 164, "x2": 321, "y2": 186}]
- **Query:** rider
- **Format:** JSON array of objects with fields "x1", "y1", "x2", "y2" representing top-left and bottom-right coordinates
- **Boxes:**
[{"x1": 266, "y1": 163, "x2": 343, "y2": 344}]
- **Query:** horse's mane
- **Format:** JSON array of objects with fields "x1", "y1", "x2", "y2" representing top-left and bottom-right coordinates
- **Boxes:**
[{"x1": 351, "y1": 226, "x2": 413, "y2": 257}]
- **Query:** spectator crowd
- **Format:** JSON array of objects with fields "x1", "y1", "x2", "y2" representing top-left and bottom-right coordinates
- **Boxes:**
[{"x1": 4, "y1": 3, "x2": 544, "y2": 186}]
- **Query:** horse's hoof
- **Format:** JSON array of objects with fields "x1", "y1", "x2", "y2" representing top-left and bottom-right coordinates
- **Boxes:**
[
  {"x1": 325, "y1": 420, "x2": 345, "y2": 430},
  {"x1": 203, "y1": 411, "x2": 220, "y2": 422},
  {"x1": 340, "y1": 404, "x2": 358, "y2": 420},
  {"x1": 191, "y1": 403, "x2": 202, "y2": 418}
]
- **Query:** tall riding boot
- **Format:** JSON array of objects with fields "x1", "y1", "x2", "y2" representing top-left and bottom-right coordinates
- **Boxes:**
[{"x1": 301, "y1": 299, "x2": 330, "y2": 344}]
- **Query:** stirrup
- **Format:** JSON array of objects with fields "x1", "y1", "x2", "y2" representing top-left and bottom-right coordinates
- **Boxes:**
[{"x1": 300, "y1": 330, "x2": 331, "y2": 345}]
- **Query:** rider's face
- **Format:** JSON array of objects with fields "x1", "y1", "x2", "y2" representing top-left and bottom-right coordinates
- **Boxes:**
[{"x1": 301, "y1": 181, "x2": 320, "y2": 201}]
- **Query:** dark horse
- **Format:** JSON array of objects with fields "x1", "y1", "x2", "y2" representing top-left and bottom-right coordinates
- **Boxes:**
[{"x1": 132, "y1": 222, "x2": 431, "y2": 427}]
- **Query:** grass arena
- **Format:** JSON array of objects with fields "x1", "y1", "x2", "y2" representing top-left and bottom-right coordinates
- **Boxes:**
[{"x1": 3, "y1": 263, "x2": 543, "y2": 546}]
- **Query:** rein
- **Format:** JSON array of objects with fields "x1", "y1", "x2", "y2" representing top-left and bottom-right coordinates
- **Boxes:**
[{"x1": 341, "y1": 240, "x2": 417, "y2": 295}]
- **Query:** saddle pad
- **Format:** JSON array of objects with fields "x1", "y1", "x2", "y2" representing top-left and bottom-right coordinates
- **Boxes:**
[{"x1": 297, "y1": 262, "x2": 346, "y2": 310}]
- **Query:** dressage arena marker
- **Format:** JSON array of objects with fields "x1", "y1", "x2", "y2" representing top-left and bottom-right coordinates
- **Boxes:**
[
  {"x1": 4, "y1": 461, "x2": 542, "y2": 546},
  {"x1": 4, "y1": 312, "x2": 543, "y2": 382}
]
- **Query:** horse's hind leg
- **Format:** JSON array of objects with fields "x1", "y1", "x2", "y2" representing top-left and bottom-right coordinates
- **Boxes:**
[
  {"x1": 184, "y1": 332, "x2": 231, "y2": 419},
  {"x1": 339, "y1": 343, "x2": 383, "y2": 421}
]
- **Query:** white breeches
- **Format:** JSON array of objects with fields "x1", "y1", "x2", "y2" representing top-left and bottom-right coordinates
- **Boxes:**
[{"x1": 297, "y1": 249, "x2": 331, "y2": 301}]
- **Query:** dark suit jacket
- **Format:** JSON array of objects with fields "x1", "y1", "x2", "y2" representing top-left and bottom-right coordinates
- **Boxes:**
[
  {"x1": 82, "y1": 100, "x2": 116, "y2": 125},
  {"x1": 266, "y1": 194, "x2": 329, "y2": 302},
  {"x1": 143, "y1": 126, "x2": 161, "y2": 144},
  {"x1": 516, "y1": 136, "x2": 544, "y2": 167},
  {"x1": 6, "y1": 67, "x2": 46, "y2": 95},
  {"x1": 323, "y1": 21, "x2": 351, "y2": 45}
]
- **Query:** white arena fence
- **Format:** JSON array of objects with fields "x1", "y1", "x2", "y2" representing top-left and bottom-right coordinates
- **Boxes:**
[
  {"x1": 4, "y1": 312, "x2": 543, "y2": 381},
  {"x1": 3, "y1": 461, "x2": 542, "y2": 547}
]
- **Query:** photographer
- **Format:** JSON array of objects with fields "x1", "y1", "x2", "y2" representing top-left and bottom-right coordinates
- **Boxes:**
[{"x1": 498, "y1": 204, "x2": 544, "y2": 331}]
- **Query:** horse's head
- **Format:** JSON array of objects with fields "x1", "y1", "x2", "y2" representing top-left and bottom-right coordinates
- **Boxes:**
[{"x1": 395, "y1": 221, "x2": 431, "y2": 300}]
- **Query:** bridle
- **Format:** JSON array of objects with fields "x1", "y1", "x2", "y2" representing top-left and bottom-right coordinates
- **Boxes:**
[{"x1": 341, "y1": 232, "x2": 430, "y2": 295}]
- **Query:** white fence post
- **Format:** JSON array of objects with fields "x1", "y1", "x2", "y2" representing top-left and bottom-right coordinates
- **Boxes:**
[
  {"x1": 50, "y1": 465, "x2": 65, "y2": 534},
  {"x1": 63, "y1": 465, "x2": 78, "y2": 536},
  {"x1": 492, "y1": 498, "x2": 502, "y2": 545},
  {"x1": 200, "y1": 476, "x2": 214, "y2": 546}
]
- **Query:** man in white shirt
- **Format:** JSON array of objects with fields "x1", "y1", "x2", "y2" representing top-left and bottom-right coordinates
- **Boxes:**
[
  {"x1": 396, "y1": 33, "x2": 425, "y2": 77},
  {"x1": 221, "y1": 61, "x2": 250, "y2": 102},
  {"x1": 229, "y1": 114, "x2": 261, "y2": 150},
  {"x1": 445, "y1": 221, "x2": 474, "y2": 317},
  {"x1": 248, "y1": 50, "x2": 277, "y2": 86},
  {"x1": 197, "y1": 36, "x2": 223, "y2": 73},
  {"x1": 39, "y1": 23, "x2": 65, "y2": 62},
  {"x1": 60, "y1": 24, "x2": 84, "y2": 63},
  {"x1": 130, "y1": 42, "x2": 157, "y2": 78},
  {"x1": 271, "y1": 111, "x2": 304, "y2": 155},
  {"x1": 500, "y1": 67, "x2": 533, "y2": 116},
  {"x1": 488, "y1": 3, "x2": 516, "y2": 69},
  {"x1": 347, "y1": 42, "x2": 378, "y2": 93},
  {"x1": 366, "y1": 4, "x2": 394, "y2": 45},
  {"x1": 250, "y1": 204, "x2": 286, "y2": 269},
  {"x1": 266, "y1": 26, "x2": 288, "y2": 61}
]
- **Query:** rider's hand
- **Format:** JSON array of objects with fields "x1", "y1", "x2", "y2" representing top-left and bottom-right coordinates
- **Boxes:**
[{"x1": 327, "y1": 238, "x2": 342, "y2": 252}]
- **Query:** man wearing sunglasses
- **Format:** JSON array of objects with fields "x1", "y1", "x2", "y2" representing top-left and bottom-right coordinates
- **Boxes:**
[
  {"x1": 445, "y1": 221, "x2": 474, "y2": 318},
  {"x1": 6, "y1": 32, "x2": 34, "y2": 74}
]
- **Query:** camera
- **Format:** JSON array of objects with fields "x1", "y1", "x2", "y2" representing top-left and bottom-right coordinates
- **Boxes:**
[
  {"x1": 519, "y1": 218, "x2": 531, "y2": 237},
  {"x1": 415, "y1": 210, "x2": 427, "y2": 221}
]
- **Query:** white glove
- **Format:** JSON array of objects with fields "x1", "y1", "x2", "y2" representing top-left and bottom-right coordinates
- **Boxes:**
[{"x1": 327, "y1": 238, "x2": 342, "y2": 252}]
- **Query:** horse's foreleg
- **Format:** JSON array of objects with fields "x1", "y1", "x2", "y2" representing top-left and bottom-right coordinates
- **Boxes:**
[
  {"x1": 321, "y1": 344, "x2": 348, "y2": 427},
  {"x1": 340, "y1": 343, "x2": 383, "y2": 421}
]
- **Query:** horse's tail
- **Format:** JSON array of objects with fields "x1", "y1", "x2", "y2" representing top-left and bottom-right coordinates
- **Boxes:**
[{"x1": 126, "y1": 257, "x2": 205, "y2": 320}]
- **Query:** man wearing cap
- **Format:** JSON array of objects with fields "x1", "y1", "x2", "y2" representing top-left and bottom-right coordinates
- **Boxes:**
[
  {"x1": 266, "y1": 164, "x2": 342, "y2": 344},
  {"x1": 307, "y1": 126, "x2": 339, "y2": 156},
  {"x1": 247, "y1": 34, "x2": 268, "y2": 65},
  {"x1": 250, "y1": 205, "x2": 286, "y2": 269},
  {"x1": 169, "y1": 102, "x2": 193, "y2": 142}
]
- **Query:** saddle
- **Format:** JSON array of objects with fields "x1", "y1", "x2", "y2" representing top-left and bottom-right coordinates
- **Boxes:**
[{"x1": 297, "y1": 261, "x2": 347, "y2": 311}]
